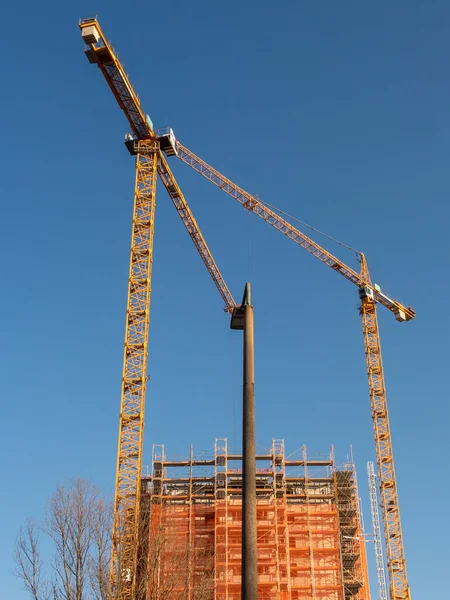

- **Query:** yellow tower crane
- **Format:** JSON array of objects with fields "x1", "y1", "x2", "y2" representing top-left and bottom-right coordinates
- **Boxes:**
[
  {"x1": 79, "y1": 17, "x2": 414, "y2": 600},
  {"x1": 79, "y1": 18, "x2": 236, "y2": 600}
]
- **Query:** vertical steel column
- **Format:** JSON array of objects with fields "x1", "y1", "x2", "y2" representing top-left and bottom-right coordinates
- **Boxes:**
[{"x1": 231, "y1": 283, "x2": 257, "y2": 600}]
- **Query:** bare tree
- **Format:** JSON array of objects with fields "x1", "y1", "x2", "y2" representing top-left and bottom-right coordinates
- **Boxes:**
[
  {"x1": 15, "y1": 479, "x2": 111, "y2": 600},
  {"x1": 45, "y1": 479, "x2": 105, "y2": 600},
  {"x1": 16, "y1": 481, "x2": 215, "y2": 600},
  {"x1": 146, "y1": 513, "x2": 214, "y2": 600},
  {"x1": 15, "y1": 518, "x2": 50, "y2": 600},
  {"x1": 87, "y1": 498, "x2": 112, "y2": 600},
  {"x1": 146, "y1": 517, "x2": 185, "y2": 600},
  {"x1": 192, "y1": 545, "x2": 214, "y2": 600}
]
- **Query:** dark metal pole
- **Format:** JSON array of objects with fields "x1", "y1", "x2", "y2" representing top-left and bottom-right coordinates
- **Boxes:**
[
  {"x1": 230, "y1": 282, "x2": 258, "y2": 600},
  {"x1": 242, "y1": 297, "x2": 257, "y2": 600},
  {"x1": 230, "y1": 284, "x2": 258, "y2": 600}
]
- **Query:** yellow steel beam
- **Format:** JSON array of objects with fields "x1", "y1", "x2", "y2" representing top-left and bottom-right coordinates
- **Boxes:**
[
  {"x1": 176, "y1": 143, "x2": 415, "y2": 322},
  {"x1": 79, "y1": 18, "x2": 151, "y2": 139},
  {"x1": 157, "y1": 152, "x2": 236, "y2": 313}
]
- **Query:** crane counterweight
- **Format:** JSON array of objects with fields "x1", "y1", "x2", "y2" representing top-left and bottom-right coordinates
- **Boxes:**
[
  {"x1": 157, "y1": 127, "x2": 178, "y2": 156},
  {"x1": 81, "y1": 24, "x2": 100, "y2": 44}
]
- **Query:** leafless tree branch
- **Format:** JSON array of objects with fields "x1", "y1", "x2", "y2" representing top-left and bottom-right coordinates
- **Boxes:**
[
  {"x1": 15, "y1": 481, "x2": 215, "y2": 600},
  {"x1": 14, "y1": 518, "x2": 50, "y2": 600}
]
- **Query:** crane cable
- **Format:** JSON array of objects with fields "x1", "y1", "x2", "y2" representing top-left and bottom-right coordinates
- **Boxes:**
[{"x1": 255, "y1": 196, "x2": 361, "y2": 258}]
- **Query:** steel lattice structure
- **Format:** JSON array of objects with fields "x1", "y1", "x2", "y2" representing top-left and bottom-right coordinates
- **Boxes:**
[
  {"x1": 112, "y1": 140, "x2": 158, "y2": 599},
  {"x1": 157, "y1": 153, "x2": 236, "y2": 312},
  {"x1": 176, "y1": 144, "x2": 414, "y2": 322},
  {"x1": 359, "y1": 259, "x2": 407, "y2": 600},
  {"x1": 367, "y1": 462, "x2": 388, "y2": 600}
]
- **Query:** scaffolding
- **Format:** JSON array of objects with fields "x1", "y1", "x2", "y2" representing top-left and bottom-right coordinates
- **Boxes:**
[
  {"x1": 367, "y1": 462, "x2": 387, "y2": 600},
  {"x1": 140, "y1": 440, "x2": 370, "y2": 600},
  {"x1": 334, "y1": 463, "x2": 370, "y2": 600}
]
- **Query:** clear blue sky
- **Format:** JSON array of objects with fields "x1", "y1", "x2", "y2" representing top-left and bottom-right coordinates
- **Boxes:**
[{"x1": 1, "y1": 1, "x2": 448, "y2": 598}]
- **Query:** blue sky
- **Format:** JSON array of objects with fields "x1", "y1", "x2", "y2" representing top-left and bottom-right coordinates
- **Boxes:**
[{"x1": 1, "y1": 1, "x2": 448, "y2": 597}]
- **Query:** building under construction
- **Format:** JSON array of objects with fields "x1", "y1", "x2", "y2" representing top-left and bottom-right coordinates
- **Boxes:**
[{"x1": 139, "y1": 440, "x2": 369, "y2": 600}]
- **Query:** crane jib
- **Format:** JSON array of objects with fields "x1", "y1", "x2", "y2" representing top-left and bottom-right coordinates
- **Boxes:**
[{"x1": 176, "y1": 143, "x2": 415, "y2": 322}]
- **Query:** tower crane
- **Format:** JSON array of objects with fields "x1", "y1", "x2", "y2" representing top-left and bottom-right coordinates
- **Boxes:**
[
  {"x1": 79, "y1": 18, "x2": 236, "y2": 600},
  {"x1": 79, "y1": 17, "x2": 414, "y2": 600}
]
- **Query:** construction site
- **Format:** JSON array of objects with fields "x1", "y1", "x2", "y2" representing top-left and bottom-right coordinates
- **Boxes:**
[
  {"x1": 79, "y1": 17, "x2": 415, "y2": 600},
  {"x1": 139, "y1": 440, "x2": 369, "y2": 600}
]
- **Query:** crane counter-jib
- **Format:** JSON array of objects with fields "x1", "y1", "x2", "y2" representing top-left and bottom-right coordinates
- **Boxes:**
[{"x1": 79, "y1": 18, "x2": 153, "y2": 140}]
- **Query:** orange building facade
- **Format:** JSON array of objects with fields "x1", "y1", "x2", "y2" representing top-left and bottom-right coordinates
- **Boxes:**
[{"x1": 140, "y1": 440, "x2": 370, "y2": 600}]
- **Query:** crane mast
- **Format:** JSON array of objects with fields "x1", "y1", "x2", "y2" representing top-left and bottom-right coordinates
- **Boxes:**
[
  {"x1": 360, "y1": 258, "x2": 408, "y2": 600},
  {"x1": 175, "y1": 144, "x2": 412, "y2": 600},
  {"x1": 113, "y1": 139, "x2": 157, "y2": 599},
  {"x1": 368, "y1": 461, "x2": 388, "y2": 600}
]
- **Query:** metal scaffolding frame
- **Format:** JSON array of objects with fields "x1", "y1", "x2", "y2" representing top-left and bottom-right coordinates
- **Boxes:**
[
  {"x1": 367, "y1": 462, "x2": 388, "y2": 600},
  {"x1": 139, "y1": 440, "x2": 371, "y2": 600}
]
